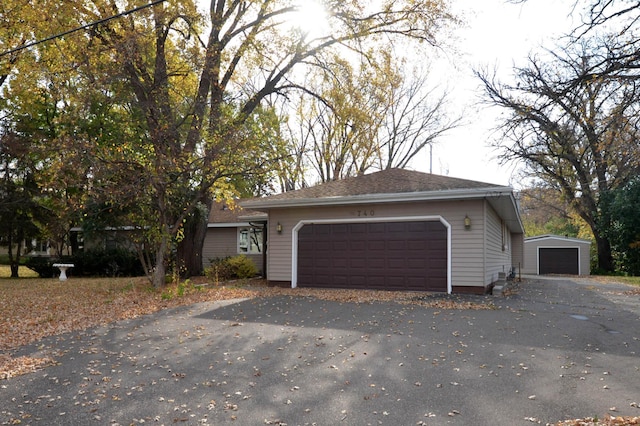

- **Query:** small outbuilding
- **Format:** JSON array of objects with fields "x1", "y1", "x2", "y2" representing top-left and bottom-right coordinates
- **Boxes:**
[{"x1": 523, "y1": 234, "x2": 591, "y2": 276}]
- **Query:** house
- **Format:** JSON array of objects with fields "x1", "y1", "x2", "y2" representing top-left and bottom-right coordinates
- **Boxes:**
[
  {"x1": 0, "y1": 238, "x2": 51, "y2": 257},
  {"x1": 203, "y1": 201, "x2": 267, "y2": 274},
  {"x1": 522, "y1": 234, "x2": 591, "y2": 276},
  {"x1": 238, "y1": 168, "x2": 524, "y2": 294}
]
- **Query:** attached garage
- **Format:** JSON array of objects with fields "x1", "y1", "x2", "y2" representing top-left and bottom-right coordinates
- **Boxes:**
[
  {"x1": 523, "y1": 235, "x2": 591, "y2": 276},
  {"x1": 296, "y1": 220, "x2": 448, "y2": 292}
]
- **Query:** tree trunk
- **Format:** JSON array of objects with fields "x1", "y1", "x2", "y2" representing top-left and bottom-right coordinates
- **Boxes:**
[
  {"x1": 10, "y1": 262, "x2": 19, "y2": 278},
  {"x1": 177, "y1": 199, "x2": 212, "y2": 278},
  {"x1": 7, "y1": 230, "x2": 19, "y2": 278},
  {"x1": 595, "y1": 233, "x2": 614, "y2": 273},
  {"x1": 151, "y1": 239, "x2": 168, "y2": 288}
]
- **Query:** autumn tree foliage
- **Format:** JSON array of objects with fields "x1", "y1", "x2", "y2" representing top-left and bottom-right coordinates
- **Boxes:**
[
  {"x1": 0, "y1": 131, "x2": 46, "y2": 277},
  {"x1": 1, "y1": 0, "x2": 457, "y2": 287},
  {"x1": 477, "y1": 39, "x2": 640, "y2": 272},
  {"x1": 518, "y1": 186, "x2": 581, "y2": 238},
  {"x1": 279, "y1": 50, "x2": 459, "y2": 187}
]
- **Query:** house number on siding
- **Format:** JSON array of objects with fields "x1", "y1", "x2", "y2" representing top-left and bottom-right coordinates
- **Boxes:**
[{"x1": 356, "y1": 210, "x2": 375, "y2": 217}]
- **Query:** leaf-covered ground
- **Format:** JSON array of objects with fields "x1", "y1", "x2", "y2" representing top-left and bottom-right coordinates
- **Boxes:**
[{"x1": 552, "y1": 417, "x2": 640, "y2": 425}]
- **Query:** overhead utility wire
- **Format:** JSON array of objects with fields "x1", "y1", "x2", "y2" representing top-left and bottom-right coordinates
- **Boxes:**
[{"x1": 0, "y1": 0, "x2": 167, "y2": 58}]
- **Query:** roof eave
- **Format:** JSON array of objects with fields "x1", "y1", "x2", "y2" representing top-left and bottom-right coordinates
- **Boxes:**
[
  {"x1": 524, "y1": 234, "x2": 592, "y2": 244},
  {"x1": 241, "y1": 186, "x2": 514, "y2": 209},
  {"x1": 485, "y1": 192, "x2": 525, "y2": 234}
]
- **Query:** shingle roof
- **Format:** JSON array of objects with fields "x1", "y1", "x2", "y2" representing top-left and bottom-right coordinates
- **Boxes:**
[
  {"x1": 249, "y1": 168, "x2": 502, "y2": 202},
  {"x1": 239, "y1": 168, "x2": 522, "y2": 233},
  {"x1": 208, "y1": 200, "x2": 266, "y2": 223}
]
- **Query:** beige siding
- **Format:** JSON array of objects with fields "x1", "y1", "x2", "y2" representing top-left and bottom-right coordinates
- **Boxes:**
[
  {"x1": 450, "y1": 201, "x2": 485, "y2": 288},
  {"x1": 203, "y1": 228, "x2": 237, "y2": 264},
  {"x1": 523, "y1": 236, "x2": 591, "y2": 275},
  {"x1": 522, "y1": 241, "x2": 538, "y2": 274},
  {"x1": 203, "y1": 227, "x2": 263, "y2": 273},
  {"x1": 511, "y1": 233, "x2": 524, "y2": 274},
  {"x1": 266, "y1": 199, "x2": 488, "y2": 289},
  {"x1": 580, "y1": 242, "x2": 591, "y2": 275},
  {"x1": 484, "y1": 204, "x2": 513, "y2": 285}
]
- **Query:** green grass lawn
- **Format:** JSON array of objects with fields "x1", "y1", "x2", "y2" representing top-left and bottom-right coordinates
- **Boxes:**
[
  {"x1": 0, "y1": 265, "x2": 40, "y2": 278},
  {"x1": 612, "y1": 275, "x2": 640, "y2": 286}
]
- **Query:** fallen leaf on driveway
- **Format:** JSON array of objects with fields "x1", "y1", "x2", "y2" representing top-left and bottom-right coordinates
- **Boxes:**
[{"x1": 552, "y1": 416, "x2": 640, "y2": 425}]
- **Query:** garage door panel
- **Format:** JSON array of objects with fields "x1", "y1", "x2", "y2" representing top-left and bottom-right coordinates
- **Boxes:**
[
  {"x1": 407, "y1": 222, "x2": 427, "y2": 231},
  {"x1": 387, "y1": 241, "x2": 407, "y2": 251},
  {"x1": 406, "y1": 276, "x2": 427, "y2": 287},
  {"x1": 368, "y1": 223, "x2": 386, "y2": 233},
  {"x1": 387, "y1": 275, "x2": 407, "y2": 286},
  {"x1": 332, "y1": 241, "x2": 349, "y2": 251},
  {"x1": 539, "y1": 248, "x2": 579, "y2": 275},
  {"x1": 331, "y1": 224, "x2": 349, "y2": 234},
  {"x1": 367, "y1": 276, "x2": 386, "y2": 288},
  {"x1": 407, "y1": 258, "x2": 428, "y2": 269},
  {"x1": 314, "y1": 241, "x2": 332, "y2": 251},
  {"x1": 386, "y1": 222, "x2": 407, "y2": 232},
  {"x1": 387, "y1": 257, "x2": 407, "y2": 269},
  {"x1": 297, "y1": 221, "x2": 448, "y2": 292},
  {"x1": 332, "y1": 258, "x2": 348, "y2": 268},
  {"x1": 368, "y1": 241, "x2": 386, "y2": 250},
  {"x1": 350, "y1": 240, "x2": 367, "y2": 251},
  {"x1": 407, "y1": 240, "x2": 427, "y2": 250},
  {"x1": 349, "y1": 258, "x2": 367, "y2": 268},
  {"x1": 350, "y1": 223, "x2": 367, "y2": 233},
  {"x1": 349, "y1": 275, "x2": 367, "y2": 286}
]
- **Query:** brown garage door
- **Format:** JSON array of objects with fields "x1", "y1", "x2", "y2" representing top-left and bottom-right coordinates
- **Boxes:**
[
  {"x1": 297, "y1": 221, "x2": 447, "y2": 292},
  {"x1": 539, "y1": 247, "x2": 579, "y2": 275}
]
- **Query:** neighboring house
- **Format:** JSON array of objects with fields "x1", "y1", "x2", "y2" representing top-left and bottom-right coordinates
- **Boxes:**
[
  {"x1": 0, "y1": 238, "x2": 51, "y2": 257},
  {"x1": 69, "y1": 226, "x2": 136, "y2": 253},
  {"x1": 240, "y1": 168, "x2": 524, "y2": 294},
  {"x1": 203, "y1": 201, "x2": 268, "y2": 274},
  {"x1": 523, "y1": 234, "x2": 591, "y2": 276}
]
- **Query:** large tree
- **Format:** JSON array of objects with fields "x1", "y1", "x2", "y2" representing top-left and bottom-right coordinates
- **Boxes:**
[
  {"x1": 281, "y1": 50, "x2": 459, "y2": 187},
  {"x1": 0, "y1": 130, "x2": 46, "y2": 277},
  {"x1": 302, "y1": 53, "x2": 393, "y2": 182},
  {"x1": 376, "y1": 63, "x2": 460, "y2": 170},
  {"x1": 517, "y1": 185, "x2": 584, "y2": 238},
  {"x1": 1, "y1": 0, "x2": 455, "y2": 287},
  {"x1": 508, "y1": 1, "x2": 640, "y2": 81},
  {"x1": 477, "y1": 39, "x2": 640, "y2": 272}
]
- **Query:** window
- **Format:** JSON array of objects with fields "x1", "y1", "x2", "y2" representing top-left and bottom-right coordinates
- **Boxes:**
[
  {"x1": 239, "y1": 228, "x2": 263, "y2": 254},
  {"x1": 30, "y1": 239, "x2": 50, "y2": 254}
]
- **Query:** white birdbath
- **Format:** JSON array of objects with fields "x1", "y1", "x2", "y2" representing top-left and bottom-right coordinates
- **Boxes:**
[{"x1": 52, "y1": 263, "x2": 74, "y2": 281}]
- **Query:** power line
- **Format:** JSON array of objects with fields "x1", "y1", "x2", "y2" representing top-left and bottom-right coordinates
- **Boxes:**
[{"x1": 0, "y1": 0, "x2": 167, "y2": 58}]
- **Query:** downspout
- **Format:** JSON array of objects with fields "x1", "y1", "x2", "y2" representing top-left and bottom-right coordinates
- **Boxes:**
[
  {"x1": 250, "y1": 221, "x2": 267, "y2": 278},
  {"x1": 262, "y1": 225, "x2": 267, "y2": 278}
]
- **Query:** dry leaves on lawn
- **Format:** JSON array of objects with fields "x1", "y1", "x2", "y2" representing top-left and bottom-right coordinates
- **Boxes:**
[
  {"x1": 0, "y1": 354, "x2": 57, "y2": 380},
  {"x1": 552, "y1": 416, "x2": 640, "y2": 425},
  {"x1": 0, "y1": 277, "x2": 255, "y2": 352}
]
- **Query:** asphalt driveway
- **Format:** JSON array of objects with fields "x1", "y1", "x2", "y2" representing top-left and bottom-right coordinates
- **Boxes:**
[{"x1": 1, "y1": 277, "x2": 639, "y2": 425}]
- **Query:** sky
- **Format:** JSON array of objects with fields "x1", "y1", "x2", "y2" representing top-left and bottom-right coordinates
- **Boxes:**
[{"x1": 419, "y1": 0, "x2": 579, "y2": 186}]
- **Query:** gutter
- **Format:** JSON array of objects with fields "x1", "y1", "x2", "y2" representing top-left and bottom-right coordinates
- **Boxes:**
[{"x1": 240, "y1": 186, "x2": 514, "y2": 209}]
